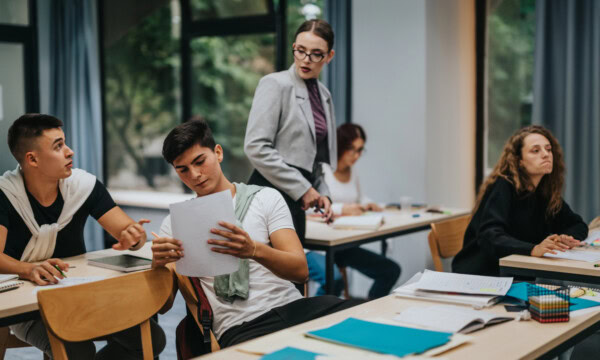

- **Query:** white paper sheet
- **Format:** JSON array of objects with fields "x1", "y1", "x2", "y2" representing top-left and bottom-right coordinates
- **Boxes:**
[
  {"x1": 394, "y1": 305, "x2": 513, "y2": 333},
  {"x1": 32, "y1": 276, "x2": 105, "y2": 294},
  {"x1": 415, "y1": 269, "x2": 513, "y2": 296},
  {"x1": 170, "y1": 189, "x2": 239, "y2": 277},
  {"x1": 543, "y1": 249, "x2": 600, "y2": 262}
]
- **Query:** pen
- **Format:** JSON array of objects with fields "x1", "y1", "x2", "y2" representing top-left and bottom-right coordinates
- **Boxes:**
[
  {"x1": 54, "y1": 264, "x2": 67, "y2": 278},
  {"x1": 314, "y1": 207, "x2": 333, "y2": 224}
]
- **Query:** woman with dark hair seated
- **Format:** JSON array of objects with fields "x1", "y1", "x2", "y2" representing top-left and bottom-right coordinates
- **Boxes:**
[
  {"x1": 452, "y1": 125, "x2": 588, "y2": 276},
  {"x1": 307, "y1": 123, "x2": 401, "y2": 299}
]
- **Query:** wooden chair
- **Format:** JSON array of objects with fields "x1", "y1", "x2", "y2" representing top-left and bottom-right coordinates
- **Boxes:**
[
  {"x1": 167, "y1": 264, "x2": 220, "y2": 353},
  {"x1": 428, "y1": 215, "x2": 471, "y2": 272},
  {"x1": 37, "y1": 268, "x2": 172, "y2": 360},
  {"x1": 0, "y1": 327, "x2": 49, "y2": 360}
]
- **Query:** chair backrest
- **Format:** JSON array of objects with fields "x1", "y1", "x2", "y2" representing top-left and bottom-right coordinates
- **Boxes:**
[
  {"x1": 428, "y1": 215, "x2": 471, "y2": 272},
  {"x1": 172, "y1": 269, "x2": 220, "y2": 352},
  {"x1": 37, "y1": 267, "x2": 172, "y2": 360}
]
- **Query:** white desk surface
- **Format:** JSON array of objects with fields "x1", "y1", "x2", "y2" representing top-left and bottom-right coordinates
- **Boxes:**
[
  {"x1": 195, "y1": 294, "x2": 600, "y2": 360},
  {"x1": 305, "y1": 208, "x2": 471, "y2": 246},
  {"x1": 0, "y1": 245, "x2": 152, "y2": 321},
  {"x1": 500, "y1": 252, "x2": 600, "y2": 278}
]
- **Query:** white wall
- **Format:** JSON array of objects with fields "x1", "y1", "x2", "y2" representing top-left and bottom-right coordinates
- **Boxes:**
[{"x1": 349, "y1": 0, "x2": 475, "y2": 297}]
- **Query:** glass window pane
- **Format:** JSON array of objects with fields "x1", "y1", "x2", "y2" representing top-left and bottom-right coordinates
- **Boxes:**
[
  {"x1": 190, "y1": 34, "x2": 275, "y2": 183},
  {"x1": 103, "y1": 0, "x2": 182, "y2": 192},
  {"x1": 485, "y1": 0, "x2": 535, "y2": 169},
  {"x1": 0, "y1": 43, "x2": 24, "y2": 171},
  {"x1": 0, "y1": 0, "x2": 28, "y2": 26},
  {"x1": 191, "y1": 0, "x2": 270, "y2": 21}
]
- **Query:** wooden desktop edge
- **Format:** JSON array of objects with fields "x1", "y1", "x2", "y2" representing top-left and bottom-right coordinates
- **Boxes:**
[
  {"x1": 500, "y1": 255, "x2": 600, "y2": 278},
  {"x1": 304, "y1": 209, "x2": 471, "y2": 247}
]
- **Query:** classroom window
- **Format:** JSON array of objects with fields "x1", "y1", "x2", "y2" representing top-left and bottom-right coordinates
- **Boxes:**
[
  {"x1": 189, "y1": 34, "x2": 276, "y2": 182},
  {"x1": 102, "y1": 0, "x2": 182, "y2": 192},
  {"x1": 485, "y1": 0, "x2": 535, "y2": 170},
  {"x1": 190, "y1": 0, "x2": 270, "y2": 20}
]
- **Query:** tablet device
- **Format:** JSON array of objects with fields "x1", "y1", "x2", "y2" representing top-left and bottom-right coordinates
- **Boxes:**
[{"x1": 87, "y1": 254, "x2": 152, "y2": 272}]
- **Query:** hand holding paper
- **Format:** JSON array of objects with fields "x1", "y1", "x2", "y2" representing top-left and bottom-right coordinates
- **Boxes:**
[{"x1": 169, "y1": 190, "x2": 239, "y2": 276}]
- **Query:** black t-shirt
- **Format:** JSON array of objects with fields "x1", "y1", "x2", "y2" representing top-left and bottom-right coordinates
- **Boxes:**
[
  {"x1": 452, "y1": 177, "x2": 588, "y2": 276},
  {"x1": 0, "y1": 179, "x2": 116, "y2": 260}
]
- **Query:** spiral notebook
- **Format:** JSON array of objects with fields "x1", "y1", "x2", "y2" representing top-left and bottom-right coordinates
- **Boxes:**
[{"x1": 0, "y1": 275, "x2": 23, "y2": 293}]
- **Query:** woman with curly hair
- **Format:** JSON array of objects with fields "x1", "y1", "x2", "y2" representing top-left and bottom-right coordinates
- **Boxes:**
[{"x1": 452, "y1": 125, "x2": 588, "y2": 276}]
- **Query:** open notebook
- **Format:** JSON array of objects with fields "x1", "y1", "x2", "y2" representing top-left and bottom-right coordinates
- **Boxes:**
[
  {"x1": 0, "y1": 274, "x2": 23, "y2": 293},
  {"x1": 393, "y1": 272, "x2": 505, "y2": 308},
  {"x1": 394, "y1": 304, "x2": 513, "y2": 334}
]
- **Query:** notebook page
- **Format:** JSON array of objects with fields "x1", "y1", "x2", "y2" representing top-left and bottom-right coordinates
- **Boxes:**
[
  {"x1": 416, "y1": 270, "x2": 513, "y2": 296},
  {"x1": 394, "y1": 305, "x2": 513, "y2": 334},
  {"x1": 544, "y1": 249, "x2": 600, "y2": 262}
]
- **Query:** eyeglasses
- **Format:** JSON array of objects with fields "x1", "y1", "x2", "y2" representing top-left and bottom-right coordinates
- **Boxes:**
[
  {"x1": 293, "y1": 49, "x2": 326, "y2": 63},
  {"x1": 350, "y1": 146, "x2": 366, "y2": 156}
]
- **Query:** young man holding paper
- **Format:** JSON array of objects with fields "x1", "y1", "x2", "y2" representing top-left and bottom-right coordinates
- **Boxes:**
[
  {"x1": 0, "y1": 114, "x2": 165, "y2": 359},
  {"x1": 152, "y1": 119, "x2": 361, "y2": 347}
]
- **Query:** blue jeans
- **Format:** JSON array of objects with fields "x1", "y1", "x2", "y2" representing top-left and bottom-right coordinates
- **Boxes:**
[
  {"x1": 306, "y1": 251, "x2": 344, "y2": 296},
  {"x1": 306, "y1": 248, "x2": 401, "y2": 298}
]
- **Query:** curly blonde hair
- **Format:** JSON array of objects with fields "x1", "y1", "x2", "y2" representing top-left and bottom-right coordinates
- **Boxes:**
[{"x1": 474, "y1": 125, "x2": 565, "y2": 218}]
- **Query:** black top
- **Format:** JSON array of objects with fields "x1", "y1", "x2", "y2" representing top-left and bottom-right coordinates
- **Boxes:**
[
  {"x1": 452, "y1": 177, "x2": 588, "y2": 276},
  {"x1": 0, "y1": 180, "x2": 116, "y2": 260}
]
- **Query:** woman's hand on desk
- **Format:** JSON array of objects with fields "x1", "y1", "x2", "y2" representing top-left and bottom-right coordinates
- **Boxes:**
[
  {"x1": 531, "y1": 235, "x2": 570, "y2": 257},
  {"x1": 342, "y1": 204, "x2": 365, "y2": 216},
  {"x1": 151, "y1": 237, "x2": 184, "y2": 267},
  {"x1": 556, "y1": 234, "x2": 581, "y2": 248},
  {"x1": 364, "y1": 203, "x2": 383, "y2": 212},
  {"x1": 24, "y1": 258, "x2": 69, "y2": 285}
]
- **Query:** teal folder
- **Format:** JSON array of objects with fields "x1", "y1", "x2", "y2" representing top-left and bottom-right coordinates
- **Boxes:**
[
  {"x1": 306, "y1": 317, "x2": 452, "y2": 357},
  {"x1": 260, "y1": 346, "x2": 322, "y2": 360},
  {"x1": 506, "y1": 282, "x2": 600, "y2": 311}
]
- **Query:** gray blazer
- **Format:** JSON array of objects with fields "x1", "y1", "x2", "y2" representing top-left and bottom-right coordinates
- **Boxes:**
[{"x1": 244, "y1": 64, "x2": 337, "y2": 201}]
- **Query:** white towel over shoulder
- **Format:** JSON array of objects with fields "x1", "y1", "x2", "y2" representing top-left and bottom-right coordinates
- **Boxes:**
[{"x1": 0, "y1": 166, "x2": 96, "y2": 262}]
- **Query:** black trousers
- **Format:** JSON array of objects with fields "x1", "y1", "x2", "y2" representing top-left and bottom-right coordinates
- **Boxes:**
[
  {"x1": 218, "y1": 296, "x2": 364, "y2": 348},
  {"x1": 248, "y1": 169, "x2": 310, "y2": 244}
]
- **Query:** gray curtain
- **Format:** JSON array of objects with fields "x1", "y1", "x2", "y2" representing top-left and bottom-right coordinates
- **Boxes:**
[
  {"x1": 532, "y1": 0, "x2": 600, "y2": 223},
  {"x1": 47, "y1": 0, "x2": 105, "y2": 250},
  {"x1": 325, "y1": 0, "x2": 351, "y2": 125}
]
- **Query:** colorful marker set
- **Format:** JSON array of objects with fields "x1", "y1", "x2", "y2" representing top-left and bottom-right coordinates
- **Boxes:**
[{"x1": 528, "y1": 285, "x2": 570, "y2": 323}]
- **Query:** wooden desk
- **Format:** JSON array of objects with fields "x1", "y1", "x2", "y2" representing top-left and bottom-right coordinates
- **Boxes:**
[
  {"x1": 500, "y1": 254, "x2": 600, "y2": 284},
  {"x1": 0, "y1": 245, "x2": 152, "y2": 327},
  {"x1": 194, "y1": 295, "x2": 600, "y2": 360},
  {"x1": 304, "y1": 208, "x2": 471, "y2": 294}
]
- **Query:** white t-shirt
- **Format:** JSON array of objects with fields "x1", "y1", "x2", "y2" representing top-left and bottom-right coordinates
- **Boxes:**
[
  {"x1": 322, "y1": 163, "x2": 371, "y2": 215},
  {"x1": 159, "y1": 187, "x2": 302, "y2": 339}
]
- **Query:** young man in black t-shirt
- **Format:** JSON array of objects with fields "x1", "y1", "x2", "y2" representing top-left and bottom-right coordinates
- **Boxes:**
[{"x1": 0, "y1": 114, "x2": 165, "y2": 359}]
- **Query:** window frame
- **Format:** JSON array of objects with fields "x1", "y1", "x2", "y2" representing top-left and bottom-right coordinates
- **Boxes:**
[{"x1": 0, "y1": 0, "x2": 39, "y2": 114}]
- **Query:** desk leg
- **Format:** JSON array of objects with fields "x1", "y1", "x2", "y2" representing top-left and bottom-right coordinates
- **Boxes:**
[
  {"x1": 325, "y1": 249, "x2": 336, "y2": 295},
  {"x1": 381, "y1": 239, "x2": 387, "y2": 257}
]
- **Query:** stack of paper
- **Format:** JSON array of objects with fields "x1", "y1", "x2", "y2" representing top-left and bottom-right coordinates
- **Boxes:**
[
  {"x1": 393, "y1": 271, "x2": 512, "y2": 308},
  {"x1": 332, "y1": 214, "x2": 384, "y2": 230},
  {"x1": 394, "y1": 305, "x2": 513, "y2": 334}
]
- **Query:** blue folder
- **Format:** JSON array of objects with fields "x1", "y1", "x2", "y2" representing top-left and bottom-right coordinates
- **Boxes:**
[
  {"x1": 506, "y1": 282, "x2": 600, "y2": 311},
  {"x1": 260, "y1": 347, "x2": 322, "y2": 360},
  {"x1": 306, "y1": 317, "x2": 452, "y2": 357}
]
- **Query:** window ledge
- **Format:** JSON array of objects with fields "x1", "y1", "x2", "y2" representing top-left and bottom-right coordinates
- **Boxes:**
[{"x1": 109, "y1": 189, "x2": 194, "y2": 210}]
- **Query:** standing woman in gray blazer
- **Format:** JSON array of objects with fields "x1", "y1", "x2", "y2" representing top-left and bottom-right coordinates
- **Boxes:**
[{"x1": 244, "y1": 19, "x2": 336, "y2": 243}]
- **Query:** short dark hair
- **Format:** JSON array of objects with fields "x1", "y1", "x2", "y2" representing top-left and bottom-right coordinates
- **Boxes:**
[
  {"x1": 162, "y1": 118, "x2": 217, "y2": 164},
  {"x1": 294, "y1": 19, "x2": 335, "y2": 52},
  {"x1": 8, "y1": 114, "x2": 64, "y2": 163},
  {"x1": 337, "y1": 123, "x2": 366, "y2": 160}
]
